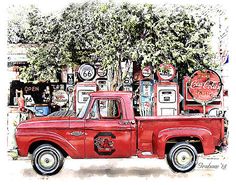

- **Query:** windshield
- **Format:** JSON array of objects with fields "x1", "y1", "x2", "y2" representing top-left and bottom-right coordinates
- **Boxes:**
[{"x1": 77, "y1": 97, "x2": 90, "y2": 118}]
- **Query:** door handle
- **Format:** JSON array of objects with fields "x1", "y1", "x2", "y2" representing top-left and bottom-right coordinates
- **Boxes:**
[
  {"x1": 70, "y1": 131, "x2": 84, "y2": 136},
  {"x1": 123, "y1": 121, "x2": 129, "y2": 125},
  {"x1": 119, "y1": 120, "x2": 136, "y2": 125},
  {"x1": 118, "y1": 121, "x2": 129, "y2": 125}
]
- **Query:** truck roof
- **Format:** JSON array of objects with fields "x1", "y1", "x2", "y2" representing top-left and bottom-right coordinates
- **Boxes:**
[{"x1": 89, "y1": 91, "x2": 133, "y2": 98}]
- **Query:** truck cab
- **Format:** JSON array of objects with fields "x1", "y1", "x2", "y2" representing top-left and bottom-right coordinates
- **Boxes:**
[{"x1": 77, "y1": 91, "x2": 136, "y2": 158}]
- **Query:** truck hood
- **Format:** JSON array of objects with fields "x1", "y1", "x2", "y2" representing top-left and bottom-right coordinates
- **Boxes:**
[{"x1": 17, "y1": 116, "x2": 72, "y2": 129}]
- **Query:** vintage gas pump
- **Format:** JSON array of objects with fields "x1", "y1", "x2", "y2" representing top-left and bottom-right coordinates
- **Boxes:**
[
  {"x1": 96, "y1": 78, "x2": 110, "y2": 116},
  {"x1": 96, "y1": 78, "x2": 109, "y2": 91},
  {"x1": 139, "y1": 66, "x2": 155, "y2": 116},
  {"x1": 155, "y1": 64, "x2": 179, "y2": 116},
  {"x1": 74, "y1": 82, "x2": 97, "y2": 115}
]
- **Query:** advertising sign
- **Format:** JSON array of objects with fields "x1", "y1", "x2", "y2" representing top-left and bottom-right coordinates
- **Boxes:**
[
  {"x1": 157, "y1": 64, "x2": 176, "y2": 81},
  {"x1": 7, "y1": 54, "x2": 28, "y2": 67},
  {"x1": 97, "y1": 67, "x2": 107, "y2": 77},
  {"x1": 52, "y1": 90, "x2": 68, "y2": 107},
  {"x1": 188, "y1": 69, "x2": 222, "y2": 104},
  {"x1": 67, "y1": 73, "x2": 74, "y2": 85},
  {"x1": 142, "y1": 66, "x2": 152, "y2": 77}
]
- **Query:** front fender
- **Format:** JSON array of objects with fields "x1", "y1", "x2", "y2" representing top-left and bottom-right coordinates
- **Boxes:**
[
  {"x1": 153, "y1": 127, "x2": 214, "y2": 159},
  {"x1": 16, "y1": 131, "x2": 79, "y2": 158}
]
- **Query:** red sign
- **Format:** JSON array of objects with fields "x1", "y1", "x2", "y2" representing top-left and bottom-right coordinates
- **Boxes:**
[
  {"x1": 142, "y1": 66, "x2": 152, "y2": 77},
  {"x1": 188, "y1": 70, "x2": 222, "y2": 103},
  {"x1": 157, "y1": 64, "x2": 176, "y2": 81}
]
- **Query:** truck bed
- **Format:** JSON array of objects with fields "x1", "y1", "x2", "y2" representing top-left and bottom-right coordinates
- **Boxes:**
[{"x1": 135, "y1": 114, "x2": 224, "y2": 158}]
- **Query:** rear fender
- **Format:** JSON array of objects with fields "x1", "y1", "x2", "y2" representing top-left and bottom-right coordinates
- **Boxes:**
[{"x1": 153, "y1": 127, "x2": 214, "y2": 159}]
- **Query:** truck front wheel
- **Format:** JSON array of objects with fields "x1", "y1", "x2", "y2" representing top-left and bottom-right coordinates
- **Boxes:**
[
  {"x1": 167, "y1": 142, "x2": 197, "y2": 173},
  {"x1": 32, "y1": 144, "x2": 64, "y2": 175}
]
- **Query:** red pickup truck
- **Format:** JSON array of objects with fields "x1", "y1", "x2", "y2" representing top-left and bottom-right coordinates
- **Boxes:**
[{"x1": 15, "y1": 91, "x2": 226, "y2": 175}]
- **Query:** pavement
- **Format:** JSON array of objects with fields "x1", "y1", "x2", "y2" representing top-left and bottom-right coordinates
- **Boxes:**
[{"x1": 1, "y1": 152, "x2": 230, "y2": 185}]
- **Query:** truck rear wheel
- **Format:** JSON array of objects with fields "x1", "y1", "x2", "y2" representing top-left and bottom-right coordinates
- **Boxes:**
[
  {"x1": 167, "y1": 142, "x2": 197, "y2": 173},
  {"x1": 32, "y1": 144, "x2": 64, "y2": 175}
]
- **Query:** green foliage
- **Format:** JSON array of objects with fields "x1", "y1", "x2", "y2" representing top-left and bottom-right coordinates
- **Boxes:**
[
  {"x1": 20, "y1": 44, "x2": 61, "y2": 82},
  {"x1": 8, "y1": 2, "x2": 219, "y2": 83},
  {"x1": 8, "y1": 5, "x2": 35, "y2": 43}
]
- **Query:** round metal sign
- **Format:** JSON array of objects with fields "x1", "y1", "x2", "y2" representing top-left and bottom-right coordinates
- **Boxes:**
[
  {"x1": 52, "y1": 90, "x2": 68, "y2": 107},
  {"x1": 142, "y1": 66, "x2": 152, "y2": 77},
  {"x1": 157, "y1": 64, "x2": 176, "y2": 81},
  {"x1": 97, "y1": 67, "x2": 107, "y2": 77},
  {"x1": 188, "y1": 69, "x2": 222, "y2": 104},
  {"x1": 78, "y1": 64, "x2": 96, "y2": 81}
]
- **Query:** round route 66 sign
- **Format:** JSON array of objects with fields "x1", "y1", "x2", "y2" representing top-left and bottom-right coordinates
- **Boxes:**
[{"x1": 78, "y1": 64, "x2": 96, "y2": 81}]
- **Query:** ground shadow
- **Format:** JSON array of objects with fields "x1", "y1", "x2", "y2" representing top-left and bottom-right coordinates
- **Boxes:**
[
  {"x1": 72, "y1": 165, "x2": 179, "y2": 178},
  {"x1": 22, "y1": 165, "x2": 191, "y2": 179}
]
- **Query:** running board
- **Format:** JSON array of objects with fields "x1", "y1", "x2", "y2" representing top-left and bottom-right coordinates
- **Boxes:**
[{"x1": 137, "y1": 151, "x2": 159, "y2": 158}]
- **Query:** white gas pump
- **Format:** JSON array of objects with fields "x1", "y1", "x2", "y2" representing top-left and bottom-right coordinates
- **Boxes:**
[
  {"x1": 96, "y1": 78, "x2": 109, "y2": 91},
  {"x1": 155, "y1": 64, "x2": 179, "y2": 116},
  {"x1": 156, "y1": 82, "x2": 179, "y2": 116},
  {"x1": 96, "y1": 78, "x2": 110, "y2": 116},
  {"x1": 74, "y1": 82, "x2": 97, "y2": 115}
]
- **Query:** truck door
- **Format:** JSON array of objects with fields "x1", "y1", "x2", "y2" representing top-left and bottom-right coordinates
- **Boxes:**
[{"x1": 84, "y1": 98, "x2": 132, "y2": 158}]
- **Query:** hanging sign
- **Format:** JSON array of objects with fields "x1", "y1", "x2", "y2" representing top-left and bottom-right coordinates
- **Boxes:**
[
  {"x1": 157, "y1": 64, "x2": 176, "y2": 81},
  {"x1": 78, "y1": 64, "x2": 96, "y2": 81},
  {"x1": 142, "y1": 66, "x2": 152, "y2": 77},
  {"x1": 97, "y1": 67, "x2": 107, "y2": 77},
  {"x1": 67, "y1": 74, "x2": 74, "y2": 85},
  {"x1": 7, "y1": 54, "x2": 28, "y2": 67},
  {"x1": 188, "y1": 69, "x2": 222, "y2": 104},
  {"x1": 52, "y1": 90, "x2": 68, "y2": 106}
]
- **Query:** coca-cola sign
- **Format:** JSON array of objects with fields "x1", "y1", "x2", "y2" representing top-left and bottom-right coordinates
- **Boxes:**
[{"x1": 188, "y1": 69, "x2": 222, "y2": 104}]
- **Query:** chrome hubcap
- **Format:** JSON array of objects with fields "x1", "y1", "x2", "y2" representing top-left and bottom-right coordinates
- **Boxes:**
[
  {"x1": 39, "y1": 153, "x2": 55, "y2": 169},
  {"x1": 175, "y1": 149, "x2": 193, "y2": 167}
]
